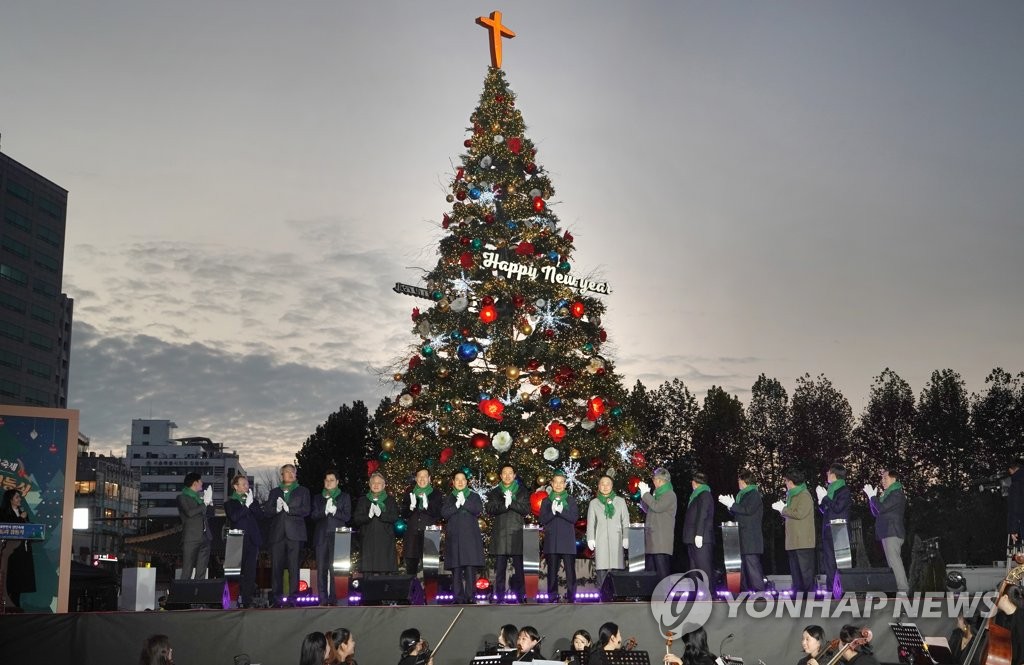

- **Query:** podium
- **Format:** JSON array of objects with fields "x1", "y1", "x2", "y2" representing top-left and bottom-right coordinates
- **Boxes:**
[
  {"x1": 830, "y1": 519, "x2": 852, "y2": 569},
  {"x1": 523, "y1": 524, "x2": 541, "y2": 601},
  {"x1": 119, "y1": 567, "x2": 157, "y2": 611},
  {"x1": 333, "y1": 527, "x2": 353, "y2": 603},
  {"x1": 422, "y1": 525, "x2": 442, "y2": 604},
  {"x1": 627, "y1": 523, "x2": 646, "y2": 572},
  {"x1": 0, "y1": 522, "x2": 44, "y2": 614},
  {"x1": 721, "y1": 521, "x2": 741, "y2": 594}
]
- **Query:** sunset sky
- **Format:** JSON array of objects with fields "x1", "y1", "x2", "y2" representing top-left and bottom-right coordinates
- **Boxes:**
[{"x1": 2, "y1": 1, "x2": 1021, "y2": 475}]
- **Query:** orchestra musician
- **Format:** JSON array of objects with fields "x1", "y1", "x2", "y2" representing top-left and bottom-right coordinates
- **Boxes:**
[
  {"x1": 326, "y1": 627, "x2": 357, "y2": 665},
  {"x1": 663, "y1": 627, "x2": 716, "y2": 665},
  {"x1": 797, "y1": 625, "x2": 827, "y2": 665},
  {"x1": 441, "y1": 471, "x2": 485, "y2": 604},
  {"x1": 589, "y1": 622, "x2": 622, "y2": 665},
  {"x1": 397, "y1": 628, "x2": 434, "y2": 665},
  {"x1": 515, "y1": 626, "x2": 544, "y2": 662},
  {"x1": 402, "y1": 468, "x2": 442, "y2": 577},
  {"x1": 497, "y1": 624, "x2": 518, "y2": 650},
  {"x1": 834, "y1": 625, "x2": 878, "y2": 665},
  {"x1": 947, "y1": 613, "x2": 975, "y2": 664}
]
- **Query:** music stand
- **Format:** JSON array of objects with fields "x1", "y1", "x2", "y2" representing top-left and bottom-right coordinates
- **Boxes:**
[
  {"x1": 470, "y1": 656, "x2": 503, "y2": 665},
  {"x1": 557, "y1": 650, "x2": 588, "y2": 665},
  {"x1": 890, "y1": 622, "x2": 941, "y2": 665},
  {"x1": 596, "y1": 651, "x2": 651, "y2": 665}
]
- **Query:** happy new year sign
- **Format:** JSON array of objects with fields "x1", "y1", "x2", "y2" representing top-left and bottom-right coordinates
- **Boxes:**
[{"x1": 481, "y1": 251, "x2": 610, "y2": 294}]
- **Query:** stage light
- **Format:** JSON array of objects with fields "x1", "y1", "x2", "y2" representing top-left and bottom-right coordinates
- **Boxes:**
[
  {"x1": 946, "y1": 571, "x2": 967, "y2": 592},
  {"x1": 73, "y1": 507, "x2": 89, "y2": 530},
  {"x1": 298, "y1": 580, "x2": 309, "y2": 592},
  {"x1": 475, "y1": 577, "x2": 491, "y2": 591}
]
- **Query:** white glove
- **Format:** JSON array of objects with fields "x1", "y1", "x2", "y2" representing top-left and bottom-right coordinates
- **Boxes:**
[
  {"x1": 771, "y1": 500, "x2": 786, "y2": 513},
  {"x1": 326, "y1": 498, "x2": 337, "y2": 516},
  {"x1": 371, "y1": 502, "x2": 383, "y2": 518},
  {"x1": 504, "y1": 490, "x2": 513, "y2": 508},
  {"x1": 552, "y1": 500, "x2": 563, "y2": 514},
  {"x1": 410, "y1": 493, "x2": 417, "y2": 511},
  {"x1": 203, "y1": 485, "x2": 213, "y2": 506},
  {"x1": 419, "y1": 493, "x2": 428, "y2": 508},
  {"x1": 622, "y1": 537, "x2": 629, "y2": 549},
  {"x1": 244, "y1": 489, "x2": 254, "y2": 507},
  {"x1": 455, "y1": 494, "x2": 466, "y2": 509},
  {"x1": 815, "y1": 486, "x2": 827, "y2": 504},
  {"x1": 587, "y1": 539, "x2": 597, "y2": 550},
  {"x1": 276, "y1": 496, "x2": 286, "y2": 513},
  {"x1": 717, "y1": 494, "x2": 735, "y2": 509},
  {"x1": 863, "y1": 484, "x2": 877, "y2": 498},
  {"x1": 637, "y1": 482, "x2": 651, "y2": 496},
  {"x1": 280, "y1": 497, "x2": 290, "y2": 513},
  {"x1": 694, "y1": 535, "x2": 703, "y2": 549}
]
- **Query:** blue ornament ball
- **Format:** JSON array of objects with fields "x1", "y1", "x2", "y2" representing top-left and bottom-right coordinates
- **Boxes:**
[
  {"x1": 548, "y1": 250, "x2": 559, "y2": 261},
  {"x1": 394, "y1": 518, "x2": 408, "y2": 535},
  {"x1": 548, "y1": 397, "x2": 562, "y2": 410},
  {"x1": 457, "y1": 342, "x2": 479, "y2": 362},
  {"x1": 469, "y1": 188, "x2": 481, "y2": 200},
  {"x1": 506, "y1": 221, "x2": 518, "y2": 230}
]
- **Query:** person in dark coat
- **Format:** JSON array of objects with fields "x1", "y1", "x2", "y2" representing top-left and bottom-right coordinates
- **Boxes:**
[
  {"x1": 177, "y1": 471, "x2": 213, "y2": 580},
  {"x1": 1009, "y1": 461, "x2": 1024, "y2": 549},
  {"x1": 402, "y1": 467, "x2": 442, "y2": 576},
  {"x1": 639, "y1": 467, "x2": 677, "y2": 582},
  {"x1": 865, "y1": 467, "x2": 909, "y2": 592},
  {"x1": 485, "y1": 464, "x2": 530, "y2": 603},
  {"x1": 224, "y1": 474, "x2": 262, "y2": 608},
  {"x1": 682, "y1": 471, "x2": 715, "y2": 586},
  {"x1": 719, "y1": 469, "x2": 765, "y2": 592},
  {"x1": 263, "y1": 463, "x2": 311, "y2": 605},
  {"x1": 539, "y1": 470, "x2": 579, "y2": 603},
  {"x1": 351, "y1": 471, "x2": 399, "y2": 574},
  {"x1": 311, "y1": 468, "x2": 352, "y2": 606},
  {"x1": 816, "y1": 462, "x2": 851, "y2": 597},
  {"x1": 441, "y1": 470, "x2": 485, "y2": 604},
  {"x1": 0, "y1": 488, "x2": 35, "y2": 609}
]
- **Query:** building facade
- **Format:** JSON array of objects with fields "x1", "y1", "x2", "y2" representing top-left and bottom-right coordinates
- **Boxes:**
[
  {"x1": 73, "y1": 433, "x2": 141, "y2": 565},
  {"x1": 0, "y1": 146, "x2": 73, "y2": 408},
  {"x1": 126, "y1": 418, "x2": 248, "y2": 527}
]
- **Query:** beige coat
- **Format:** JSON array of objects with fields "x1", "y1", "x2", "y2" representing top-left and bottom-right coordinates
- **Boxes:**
[{"x1": 781, "y1": 488, "x2": 815, "y2": 550}]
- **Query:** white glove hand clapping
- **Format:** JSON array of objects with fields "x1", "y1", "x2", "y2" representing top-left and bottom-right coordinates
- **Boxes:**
[{"x1": 771, "y1": 500, "x2": 786, "y2": 513}]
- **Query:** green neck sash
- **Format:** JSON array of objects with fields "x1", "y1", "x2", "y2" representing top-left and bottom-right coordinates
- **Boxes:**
[
  {"x1": 653, "y1": 481, "x2": 674, "y2": 498},
  {"x1": 366, "y1": 490, "x2": 386, "y2": 505},
  {"x1": 735, "y1": 484, "x2": 758, "y2": 504},
  {"x1": 597, "y1": 491, "x2": 617, "y2": 518},
  {"x1": 230, "y1": 491, "x2": 246, "y2": 503},
  {"x1": 279, "y1": 481, "x2": 297, "y2": 499},
  {"x1": 322, "y1": 487, "x2": 341, "y2": 500},
  {"x1": 879, "y1": 481, "x2": 903, "y2": 503},
  {"x1": 688, "y1": 484, "x2": 710, "y2": 505},
  {"x1": 500, "y1": 479, "x2": 520, "y2": 494},
  {"x1": 182, "y1": 487, "x2": 203, "y2": 505},
  {"x1": 452, "y1": 487, "x2": 470, "y2": 500},
  {"x1": 413, "y1": 485, "x2": 434, "y2": 497},
  {"x1": 786, "y1": 483, "x2": 808, "y2": 508},
  {"x1": 548, "y1": 489, "x2": 568, "y2": 505},
  {"x1": 826, "y1": 479, "x2": 846, "y2": 500}
]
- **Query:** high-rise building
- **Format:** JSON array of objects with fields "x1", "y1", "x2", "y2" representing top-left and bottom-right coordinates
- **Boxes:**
[
  {"x1": 0, "y1": 142, "x2": 73, "y2": 407},
  {"x1": 126, "y1": 418, "x2": 248, "y2": 527},
  {"x1": 73, "y1": 432, "x2": 141, "y2": 565}
]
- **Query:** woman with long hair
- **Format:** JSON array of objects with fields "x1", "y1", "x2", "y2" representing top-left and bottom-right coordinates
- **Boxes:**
[
  {"x1": 397, "y1": 628, "x2": 434, "y2": 665},
  {"x1": 798, "y1": 625, "x2": 827, "y2": 665},
  {"x1": 326, "y1": 627, "x2": 357, "y2": 664},
  {"x1": 299, "y1": 632, "x2": 328, "y2": 665},
  {"x1": 138, "y1": 634, "x2": 173, "y2": 665},
  {"x1": 588, "y1": 622, "x2": 622, "y2": 665},
  {"x1": 0, "y1": 488, "x2": 35, "y2": 609},
  {"x1": 497, "y1": 624, "x2": 518, "y2": 650},
  {"x1": 516, "y1": 626, "x2": 543, "y2": 662},
  {"x1": 663, "y1": 627, "x2": 717, "y2": 665}
]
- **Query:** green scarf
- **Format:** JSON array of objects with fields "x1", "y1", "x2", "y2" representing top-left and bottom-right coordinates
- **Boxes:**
[
  {"x1": 786, "y1": 483, "x2": 808, "y2": 508},
  {"x1": 826, "y1": 479, "x2": 846, "y2": 500},
  {"x1": 735, "y1": 484, "x2": 758, "y2": 504},
  {"x1": 653, "y1": 481, "x2": 674, "y2": 498},
  {"x1": 548, "y1": 489, "x2": 568, "y2": 505},
  {"x1": 452, "y1": 487, "x2": 470, "y2": 501},
  {"x1": 597, "y1": 491, "x2": 617, "y2": 519},
  {"x1": 879, "y1": 481, "x2": 903, "y2": 503},
  {"x1": 322, "y1": 487, "x2": 341, "y2": 500},
  {"x1": 230, "y1": 491, "x2": 246, "y2": 503},
  {"x1": 279, "y1": 481, "x2": 297, "y2": 500},
  {"x1": 500, "y1": 479, "x2": 520, "y2": 495},
  {"x1": 366, "y1": 490, "x2": 386, "y2": 505},
  {"x1": 413, "y1": 485, "x2": 434, "y2": 498},
  {"x1": 182, "y1": 487, "x2": 203, "y2": 505},
  {"x1": 688, "y1": 483, "x2": 710, "y2": 505}
]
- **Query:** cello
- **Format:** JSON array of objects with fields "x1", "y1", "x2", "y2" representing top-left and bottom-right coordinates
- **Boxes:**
[{"x1": 962, "y1": 557, "x2": 1024, "y2": 665}]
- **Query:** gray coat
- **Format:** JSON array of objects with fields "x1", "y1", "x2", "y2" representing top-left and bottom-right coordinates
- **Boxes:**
[
  {"x1": 869, "y1": 486, "x2": 906, "y2": 540},
  {"x1": 641, "y1": 488, "x2": 677, "y2": 555},
  {"x1": 586, "y1": 495, "x2": 630, "y2": 570},
  {"x1": 177, "y1": 493, "x2": 212, "y2": 545},
  {"x1": 441, "y1": 492, "x2": 485, "y2": 568},
  {"x1": 485, "y1": 484, "x2": 531, "y2": 555},
  {"x1": 728, "y1": 487, "x2": 764, "y2": 555}
]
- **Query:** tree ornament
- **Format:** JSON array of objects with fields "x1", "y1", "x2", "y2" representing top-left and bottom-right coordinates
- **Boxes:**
[
  {"x1": 486, "y1": 471, "x2": 499, "y2": 484},
  {"x1": 508, "y1": 137, "x2": 522, "y2": 154},
  {"x1": 399, "y1": 394, "x2": 414, "y2": 408},
  {"x1": 529, "y1": 188, "x2": 542, "y2": 198},
  {"x1": 440, "y1": 447, "x2": 454, "y2": 464},
  {"x1": 547, "y1": 421, "x2": 567, "y2": 443},
  {"x1": 446, "y1": 194, "x2": 455, "y2": 203},
  {"x1": 586, "y1": 396, "x2": 606, "y2": 421},
  {"x1": 580, "y1": 419, "x2": 596, "y2": 431},
  {"x1": 379, "y1": 451, "x2": 391, "y2": 462},
  {"x1": 611, "y1": 406, "x2": 623, "y2": 418},
  {"x1": 627, "y1": 476, "x2": 641, "y2": 494},
  {"x1": 492, "y1": 430, "x2": 512, "y2": 453},
  {"x1": 589, "y1": 456, "x2": 603, "y2": 469},
  {"x1": 530, "y1": 489, "x2": 546, "y2": 516},
  {"x1": 515, "y1": 241, "x2": 535, "y2": 256},
  {"x1": 409, "y1": 384, "x2": 422, "y2": 396},
  {"x1": 479, "y1": 155, "x2": 493, "y2": 169},
  {"x1": 470, "y1": 238, "x2": 483, "y2": 250},
  {"x1": 532, "y1": 197, "x2": 545, "y2": 212},
  {"x1": 469, "y1": 187, "x2": 482, "y2": 199},
  {"x1": 459, "y1": 251, "x2": 474, "y2": 268},
  {"x1": 505, "y1": 365, "x2": 521, "y2": 380},
  {"x1": 464, "y1": 139, "x2": 473, "y2": 148},
  {"x1": 479, "y1": 305, "x2": 498, "y2": 323},
  {"x1": 631, "y1": 451, "x2": 647, "y2": 469},
  {"x1": 544, "y1": 329, "x2": 555, "y2": 340},
  {"x1": 456, "y1": 189, "x2": 467, "y2": 201},
  {"x1": 484, "y1": 212, "x2": 495, "y2": 224},
  {"x1": 569, "y1": 448, "x2": 581, "y2": 460},
  {"x1": 548, "y1": 396, "x2": 562, "y2": 410},
  {"x1": 540, "y1": 384, "x2": 552, "y2": 397},
  {"x1": 571, "y1": 301, "x2": 585, "y2": 318},
  {"x1": 524, "y1": 162, "x2": 537, "y2": 174},
  {"x1": 394, "y1": 518, "x2": 408, "y2": 535},
  {"x1": 543, "y1": 446, "x2": 560, "y2": 461},
  {"x1": 457, "y1": 342, "x2": 479, "y2": 362},
  {"x1": 438, "y1": 298, "x2": 451, "y2": 312},
  {"x1": 470, "y1": 432, "x2": 490, "y2": 449},
  {"x1": 381, "y1": 439, "x2": 396, "y2": 452},
  {"x1": 451, "y1": 295, "x2": 469, "y2": 312},
  {"x1": 461, "y1": 466, "x2": 473, "y2": 478},
  {"x1": 529, "y1": 374, "x2": 543, "y2": 386},
  {"x1": 367, "y1": 460, "x2": 380, "y2": 476},
  {"x1": 519, "y1": 322, "x2": 534, "y2": 336},
  {"x1": 438, "y1": 367, "x2": 450, "y2": 378},
  {"x1": 479, "y1": 398, "x2": 504, "y2": 421},
  {"x1": 393, "y1": 373, "x2": 404, "y2": 382},
  {"x1": 438, "y1": 424, "x2": 450, "y2": 436}
]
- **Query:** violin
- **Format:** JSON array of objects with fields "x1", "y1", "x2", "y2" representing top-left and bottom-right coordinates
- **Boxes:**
[
  {"x1": 413, "y1": 639, "x2": 432, "y2": 665},
  {"x1": 823, "y1": 627, "x2": 873, "y2": 665},
  {"x1": 624, "y1": 637, "x2": 638, "y2": 651}
]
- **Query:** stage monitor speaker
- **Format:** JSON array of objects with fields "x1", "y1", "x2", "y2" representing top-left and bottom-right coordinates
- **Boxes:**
[
  {"x1": 600, "y1": 571, "x2": 662, "y2": 601},
  {"x1": 836, "y1": 568, "x2": 897, "y2": 594},
  {"x1": 166, "y1": 579, "x2": 228, "y2": 609},
  {"x1": 353, "y1": 574, "x2": 422, "y2": 605}
]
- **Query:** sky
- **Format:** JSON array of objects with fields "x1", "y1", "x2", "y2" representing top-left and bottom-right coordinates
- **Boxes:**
[{"x1": 1, "y1": 1, "x2": 1022, "y2": 475}]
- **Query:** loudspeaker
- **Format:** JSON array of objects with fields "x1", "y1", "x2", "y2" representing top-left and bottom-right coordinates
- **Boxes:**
[
  {"x1": 836, "y1": 568, "x2": 897, "y2": 594},
  {"x1": 166, "y1": 579, "x2": 228, "y2": 609},
  {"x1": 352, "y1": 575, "x2": 422, "y2": 606},
  {"x1": 600, "y1": 571, "x2": 662, "y2": 601}
]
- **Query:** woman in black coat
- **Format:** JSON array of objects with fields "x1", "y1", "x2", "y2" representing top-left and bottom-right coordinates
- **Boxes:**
[
  {"x1": 441, "y1": 471, "x2": 484, "y2": 604},
  {"x1": 0, "y1": 488, "x2": 35, "y2": 609},
  {"x1": 351, "y1": 472, "x2": 399, "y2": 574}
]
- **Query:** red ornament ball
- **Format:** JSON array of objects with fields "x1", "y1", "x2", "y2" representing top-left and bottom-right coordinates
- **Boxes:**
[
  {"x1": 589, "y1": 456, "x2": 603, "y2": 469},
  {"x1": 456, "y1": 189, "x2": 467, "y2": 201},
  {"x1": 484, "y1": 213, "x2": 495, "y2": 224},
  {"x1": 460, "y1": 252, "x2": 474, "y2": 269},
  {"x1": 508, "y1": 137, "x2": 522, "y2": 154},
  {"x1": 470, "y1": 432, "x2": 490, "y2": 449},
  {"x1": 440, "y1": 447, "x2": 455, "y2": 464},
  {"x1": 571, "y1": 301, "x2": 585, "y2": 318},
  {"x1": 627, "y1": 476, "x2": 641, "y2": 494},
  {"x1": 464, "y1": 139, "x2": 473, "y2": 148},
  {"x1": 530, "y1": 489, "x2": 547, "y2": 516},
  {"x1": 540, "y1": 385, "x2": 553, "y2": 397},
  {"x1": 532, "y1": 197, "x2": 545, "y2": 212},
  {"x1": 631, "y1": 451, "x2": 647, "y2": 469},
  {"x1": 544, "y1": 329, "x2": 555, "y2": 339},
  {"x1": 548, "y1": 421, "x2": 568, "y2": 443},
  {"x1": 524, "y1": 162, "x2": 537, "y2": 174},
  {"x1": 479, "y1": 305, "x2": 497, "y2": 323},
  {"x1": 409, "y1": 384, "x2": 422, "y2": 396},
  {"x1": 481, "y1": 295, "x2": 494, "y2": 306}
]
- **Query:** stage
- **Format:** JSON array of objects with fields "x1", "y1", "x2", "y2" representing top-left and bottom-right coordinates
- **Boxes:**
[{"x1": 0, "y1": 594, "x2": 985, "y2": 665}]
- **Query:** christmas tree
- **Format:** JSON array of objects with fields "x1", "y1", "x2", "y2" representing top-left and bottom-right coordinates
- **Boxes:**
[{"x1": 377, "y1": 13, "x2": 646, "y2": 533}]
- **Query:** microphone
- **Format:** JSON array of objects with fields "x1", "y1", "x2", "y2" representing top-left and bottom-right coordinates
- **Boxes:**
[{"x1": 719, "y1": 633, "x2": 734, "y2": 658}]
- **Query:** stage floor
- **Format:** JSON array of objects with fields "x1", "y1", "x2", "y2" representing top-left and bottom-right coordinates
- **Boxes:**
[{"x1": 0, "y1": 594, "x2": 984, "y2": 665}]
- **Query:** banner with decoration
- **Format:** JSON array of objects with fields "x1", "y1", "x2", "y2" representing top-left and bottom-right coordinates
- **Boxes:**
[{"x1": 0, "y1": 406, "x2": 79, "y2": 613}]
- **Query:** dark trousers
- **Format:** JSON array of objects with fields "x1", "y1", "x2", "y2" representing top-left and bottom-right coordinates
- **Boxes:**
[
  {"x1": 451, "y1": 565, "x2": 476, "y2": 604},
  {"x1": 788, "y1": 548, "x2": 816, "y2": 593},
  {"x1": 315, "y1": 538, "x2": 336, "y2": 605},
  {"x1": 687, "y1": 543, "x2": 714, "y2": 587},
  {"x1": 405, "y1": 557, "x2": 421, "y2": 576},
  {"x1": 546, "y1": 553, "x2": 576, "y2": 601},
  {"x1": 646, "y1": 553, "x2": 671, "y2": 581},
  {"x1": 180, "y1": 538, "x2": 210, "y2": 580},
  {"x1": 238, "y1": 543, "x2": 258, "y2": 607},
  {"x1": 271, "y1": 538, "x2": 302, "y2": 602},
  {"x1": 740, "y1": 553, "x2": 765, "y2": 592},
  {"x1": 820, "y1": 523, "x2": 847, "y2": 597},
  {"x1": 494, "y1": 554, "x2": 525, "y2": 600}
]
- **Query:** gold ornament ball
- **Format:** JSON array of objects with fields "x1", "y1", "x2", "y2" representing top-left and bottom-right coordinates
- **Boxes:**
[
  {"x1": 569, "y1": 448, "x2": 581, "y2": 460},
  {"x1": 486, "y1": 471, "x2": 499, "y2": 484},
  {"x1": 438, "y1": 298, "x2": 450, "y2": 312},
  {"x1": 529, "y1": 374, "x2": 543, "y2": 386},
  {"x1": 381, "y1": 439, "x2": 396, "y2": 452},
  {"x1": 536, "y1": 474, "x2": 548, "y2": 486},
  {"x1": 520, "y1": 392, "x2": 532, "y2": 401},
  {"x1": 438, "y1": 367, "x2": 450, "y2": 378},
  {"x1": 414, "y1": 433, "x2": 424, "y2": 442},
  {"x1": 478, "y1": 517, "x2": 488, "y2": 531},
  {"x1": 520, "y1": 323, "x2": 533, "y2": 335},
  {"x1": 393, "y1": 373, "x2": 404, "y2": 382},
  {"x1": 446, "y1": 194, "x2": 455, "y2": 203},
  {"x1": 505, "y1": 366, "x2": 521, "y2": 380},
  {"x1": 438, "y1": 424, "x2": 450, "y2": 436}
]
